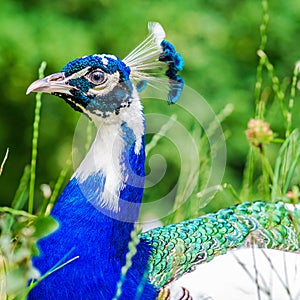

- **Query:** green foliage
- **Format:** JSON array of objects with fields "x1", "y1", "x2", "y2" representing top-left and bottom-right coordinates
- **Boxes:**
[
  {"x1": 151, "y1": 0, "x2": 300, "y2": 224},
  {"x1": 0, "y1": 70, "x2": 60, "y2": 298},
  {"x1": 0, "y1": 209, "x2": 58, "y2": 298}
]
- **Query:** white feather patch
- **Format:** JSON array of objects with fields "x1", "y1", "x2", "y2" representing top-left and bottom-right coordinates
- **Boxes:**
[
  {"x1": 74, "y1": 88, "x2": 144, "y2": 212},
  {"x1": 74, "y1": 123, "x2": 125, "y2": 212},
  {"x1": 97, "y1": 54, "x2": 118, "y2": 66}
]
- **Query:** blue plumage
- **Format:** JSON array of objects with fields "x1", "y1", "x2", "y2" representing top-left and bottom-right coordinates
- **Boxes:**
[
  {"x1": 29, "y1": 134, "x2": 157, "y2": 299},
  {"x1": 28, "y1": 115, "x2": 160, "y2": 298},
  {"x1": 159, "y1": 40, "x2": 184, "y2": 104},
  {"x1": 62, "y1": 54, "x2": 131, "y2": 80}
]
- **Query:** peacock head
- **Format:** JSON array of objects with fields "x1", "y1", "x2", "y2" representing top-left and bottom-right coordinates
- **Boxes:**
[
  {"x1": 27, "y1": 54, "x2": 133, "y2": 119},
  {"x1": 27, "y1": 22, "x2": 184, "y2": 121}
]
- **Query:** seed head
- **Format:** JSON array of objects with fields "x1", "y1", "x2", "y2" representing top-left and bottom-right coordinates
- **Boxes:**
[{"x1": 245, "y1": 119, "x2": 274, "y2": 147}]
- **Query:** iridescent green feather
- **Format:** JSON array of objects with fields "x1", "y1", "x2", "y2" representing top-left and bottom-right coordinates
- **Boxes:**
[{"x1": 139, "y1": 201, "x2": 300, "y2": 289}]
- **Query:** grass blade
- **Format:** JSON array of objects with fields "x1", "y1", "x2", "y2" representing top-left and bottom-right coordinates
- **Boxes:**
[
  {"x1": 28, "y1": 61, "x2": 47, "y2": 214},
  {"x1": 0, "y1": 148, "x2": 9, "y2": 176}
]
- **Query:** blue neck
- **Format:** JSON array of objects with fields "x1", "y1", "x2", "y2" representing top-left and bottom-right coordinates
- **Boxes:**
[
  {"x1": 28, "y1": 119, "x2": 158, "y2": 299},
  {"x1": 73, "y1": 121, "x2": 146, "y2": 221}
]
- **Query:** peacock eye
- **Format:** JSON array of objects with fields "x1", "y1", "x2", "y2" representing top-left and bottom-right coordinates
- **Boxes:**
[{"x1": 89, "y1": 70, "x2": 107, "y2": 85}]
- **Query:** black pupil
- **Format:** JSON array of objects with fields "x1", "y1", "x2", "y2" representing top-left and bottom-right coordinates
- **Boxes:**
[{"x1": 91, "y1": 71, "x2": 104, "y2": 83}]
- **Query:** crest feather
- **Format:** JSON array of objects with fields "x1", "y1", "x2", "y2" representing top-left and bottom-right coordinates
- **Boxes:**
[
  {"x1": 123, "y1": 22, "x2": 165, "y2": 75},
  {"x1": 123, "y1": 22, "x2": 184, "y2": 104}
]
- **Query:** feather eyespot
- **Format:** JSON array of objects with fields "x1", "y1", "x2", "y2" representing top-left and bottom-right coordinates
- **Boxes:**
[{"x1": 89, "y1": 70, "x2": 107, "y2": 85}]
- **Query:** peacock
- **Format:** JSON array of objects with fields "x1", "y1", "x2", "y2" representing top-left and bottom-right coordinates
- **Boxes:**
[{"x1": 26, "y1": 22, "x2": 300, "y2": 300}]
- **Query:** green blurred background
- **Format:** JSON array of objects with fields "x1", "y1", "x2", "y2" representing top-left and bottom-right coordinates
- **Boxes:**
[{"x1": 1, "y1": 0, "x2": 300, "y2": 211}]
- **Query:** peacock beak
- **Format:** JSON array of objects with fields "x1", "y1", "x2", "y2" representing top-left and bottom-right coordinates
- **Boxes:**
[{"x1": 26, "y1": 72, "x2": 74, "y2": 95}]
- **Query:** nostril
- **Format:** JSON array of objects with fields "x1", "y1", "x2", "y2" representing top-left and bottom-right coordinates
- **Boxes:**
[{"x1": 48, "y1": 73, "x2": 65, "y2": 82}]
